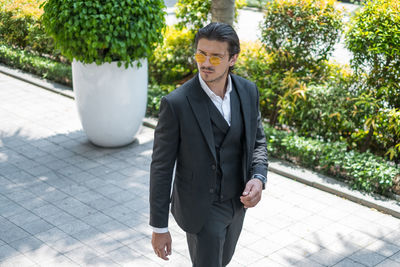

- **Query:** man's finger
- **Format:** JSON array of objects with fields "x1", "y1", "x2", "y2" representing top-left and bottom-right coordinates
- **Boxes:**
[
  {"x1": 166, "y1": 240, "x2": 172, "y2": 255},
  {"x1": 242, "y1": 183, "x2": 254, "y2": 196},
  {"x1": 157, "y1": 248, "x2": 169, "y2": 260}
]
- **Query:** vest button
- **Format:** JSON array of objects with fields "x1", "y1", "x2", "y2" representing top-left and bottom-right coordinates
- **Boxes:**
[
  {"x1": 211, "y1": 164, "x2": 216, "y2": 170},
  {"x1": 209, "y1": 188, "x2": 215, "y2": 193}
]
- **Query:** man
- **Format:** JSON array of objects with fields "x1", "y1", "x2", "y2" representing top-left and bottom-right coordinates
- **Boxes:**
[{"x1": 149, "y1": 22, "x2": 268, "y2": 266}]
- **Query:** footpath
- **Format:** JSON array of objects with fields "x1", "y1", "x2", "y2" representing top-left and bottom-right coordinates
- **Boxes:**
[
  {"x1": 1, "y1": 2, "x2": 400, "y2": 266},
  {"x1": 1, "y1": 65, "x2": 400, "y2": 266}
]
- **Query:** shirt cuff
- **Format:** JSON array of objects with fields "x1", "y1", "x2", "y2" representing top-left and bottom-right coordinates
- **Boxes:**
[{"x1": 152, "y1": 226, "x2": 169, "y2": 233}]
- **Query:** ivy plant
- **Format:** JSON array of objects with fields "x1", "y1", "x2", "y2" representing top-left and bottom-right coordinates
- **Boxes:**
[{"x1": 40, "y1": 0, "x2": 166, "y2": 68}]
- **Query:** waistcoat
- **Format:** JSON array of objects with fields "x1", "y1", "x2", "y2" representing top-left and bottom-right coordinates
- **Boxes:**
[{"x1": 207, "y1": 83, "x2": 245, "y2": 202}]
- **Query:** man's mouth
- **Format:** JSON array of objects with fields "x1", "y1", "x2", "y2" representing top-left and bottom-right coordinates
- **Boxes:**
[{"x1": 201, "y1": 67, "x2": 214, "y2": 74}]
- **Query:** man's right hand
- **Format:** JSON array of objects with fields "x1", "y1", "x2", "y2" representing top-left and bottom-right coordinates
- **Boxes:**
[{"x1": 151, "y1": 231, "x2": 172, "y2": 260}]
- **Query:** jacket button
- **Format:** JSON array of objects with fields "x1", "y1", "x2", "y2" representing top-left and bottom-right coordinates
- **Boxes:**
[
  {"x1": 209, "y1": 188, "x2": 214, "y2": 193},
  {"x1": 211, "y1": 164, "x2": 216, "y2": 170}
]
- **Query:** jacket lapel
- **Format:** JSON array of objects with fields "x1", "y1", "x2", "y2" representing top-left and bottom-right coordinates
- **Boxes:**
[
  {"x1": 232, "y1": 75, "x2": 251, "y2": 158},
  {"x1": 186, "y1": 76, "x2": 217, "y2": 161}
]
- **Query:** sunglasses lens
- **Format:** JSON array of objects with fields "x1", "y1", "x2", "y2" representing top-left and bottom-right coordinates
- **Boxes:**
[
  {"x1": 195, "y1": 53, "x2": 206, "y2": 63},
  {"x1": 209, "y1": 56, "x2": 221, "y2": 66}
]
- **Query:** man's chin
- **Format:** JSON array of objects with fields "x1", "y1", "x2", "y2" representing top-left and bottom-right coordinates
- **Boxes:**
[{"x1": 200, "y1": 72, "x2": 214, "y2": 82}]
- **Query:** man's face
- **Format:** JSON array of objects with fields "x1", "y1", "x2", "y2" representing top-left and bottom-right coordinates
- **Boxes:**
[{"x1": 195, "y1": 38, "x2": 238, "y2": 84}]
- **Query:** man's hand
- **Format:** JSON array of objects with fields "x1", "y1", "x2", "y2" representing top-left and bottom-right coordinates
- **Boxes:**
[
  {"x1": 151, "y1": 231, "x2": 172, "y2": 260},
  {"x1": 240, "y1": 178, "x2": 263, "y2": 208}
]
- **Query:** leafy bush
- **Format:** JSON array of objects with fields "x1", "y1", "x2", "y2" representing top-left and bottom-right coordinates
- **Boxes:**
[
  {"x1": 345, "y1": 0, "x2": 400, "y2": 161},
  {"x1": 235, "y1": 41, "x2": 339, "y2": 125},
  {"x1": 147, "y1": 83, "x2": 175, "y2": 117},
  {"x1": 346, "y1": 0, "x2": 400, "y2": 107},
  {"x1": 234, "y1": 41, "x2": 281, "y2": 123},
  {"x1": 41, "y1": 0, "x2": 166, "y2": 67},
  {"x1": 149, "y1": 26, "x2": 197, "y2": 84},
  {"x1": 276, "y1": 63, "x2": 360, "y2": 141},
  {"x1": 0, "y1": 0, "x2": 58, "y2": 57},
  {"x1": 264, "y1": 124, "x2": 400, "y2": 195},
  {"x1": 0, "y1": 43, "x2": 72, "y2": 85},
  {"x1": 261, "y1": 0, "x2": 343, "y2": 76}
]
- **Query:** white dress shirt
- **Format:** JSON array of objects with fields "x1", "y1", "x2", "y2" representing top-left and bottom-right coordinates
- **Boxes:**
[{"x1": 152, "y1": 74, "x2": 233, "y2": 234}]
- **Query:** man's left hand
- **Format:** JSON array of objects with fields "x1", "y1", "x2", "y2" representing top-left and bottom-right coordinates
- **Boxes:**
[{"x1": 240, "y1": 178, "x2": 263, "y2": 208}]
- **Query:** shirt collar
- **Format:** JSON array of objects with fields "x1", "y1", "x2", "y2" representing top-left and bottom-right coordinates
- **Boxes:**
[{"x1": 198, "y1": 74, "x2": 232, "y2": 101}]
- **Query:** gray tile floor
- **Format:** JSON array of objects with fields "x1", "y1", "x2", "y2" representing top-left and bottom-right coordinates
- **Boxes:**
[{"x1": 1, "y1": 72, "x2": 400, "y2": 266}]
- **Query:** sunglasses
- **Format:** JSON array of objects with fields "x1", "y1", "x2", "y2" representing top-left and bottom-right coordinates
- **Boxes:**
[{"x1": 194, "y1": 53, "x2": 224, "y2": 66}]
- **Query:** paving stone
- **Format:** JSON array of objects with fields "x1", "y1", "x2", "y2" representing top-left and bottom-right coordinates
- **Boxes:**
[
  {"x1": 307, "y1": 248, "x2": 345, "y2": 266},
  {"x1": 57, "y1": 219, "x2": 92, "y2": 236},
  {"x1": 9, "y1": 236, "x2": 44, "y2": 254},
  {"x1": 34, "y1": 227, "x2": 69, "y2": 244},
  {"x1": 349, "y1": 249, "x2": 387, "y2": 266},
  {"x1": 391, "y1": 251, "x2": 400, "y2": 263},
  {"x1": 87, "y1": 196, "x2": 119, "y2": 211},
  {"x1": 43, "y1": 211, "x2": 77, "y2": 227},
  {"x1": 20, "y1": 219, "x2": 55, "y2": 235},
  {"x1": 0, "y1": 244, "x2": 21, "y2": 262},
  {"x1": 7, "y1": 210, "x2": 41, "y2": 227},
  {"x1": 0, "y1": 253, "x2": 37, "y2": 267},
  {"x1": 332, "y1": 258, "x2": 367, "y2": 267},
  {"x1": 375, "y1": 259, "x2": 400, "y2": 267},
  {"x1": 0, "y1": 224, "x2": 30, "y2": 243},
  {"x1": 31, "y1": 204, "x2": 63, "y2": 218},
  {"x1": 106, "y1": 245, "x2": 142, "y2": 265},
  {"x1": 81, "y1": 212, "x2": 114, "y2": 227},
  {"x1": 365, "y1": 240, "x2": 400, "y2": 257}
]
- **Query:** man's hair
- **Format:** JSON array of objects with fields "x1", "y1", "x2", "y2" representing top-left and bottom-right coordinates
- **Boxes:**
[{"x1": 194, "y1": 23, "x2": 240, "y2": 71}]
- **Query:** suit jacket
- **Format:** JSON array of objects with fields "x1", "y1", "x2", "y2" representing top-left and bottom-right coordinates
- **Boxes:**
[{"x1": 149, "y1": 74, "x2": 268, "y2": 234}]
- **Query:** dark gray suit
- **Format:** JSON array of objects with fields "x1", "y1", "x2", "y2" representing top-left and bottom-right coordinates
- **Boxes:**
[{"x1": 150, "y1": 74, "x2": 268, "y2": 265}]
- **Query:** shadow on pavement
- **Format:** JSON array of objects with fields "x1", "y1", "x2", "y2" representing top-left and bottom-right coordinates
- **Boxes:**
[{"x1": 0, "y1": 128, "x2": 158, "y2": 266}]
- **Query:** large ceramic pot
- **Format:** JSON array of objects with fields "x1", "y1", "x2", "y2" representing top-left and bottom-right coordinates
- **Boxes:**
[{"x1": 72, "y1": 59, "x2": 147, "y2": 147}]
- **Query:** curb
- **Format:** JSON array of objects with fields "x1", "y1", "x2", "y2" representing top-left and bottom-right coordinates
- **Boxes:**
[
  {"x1": 1, "y1": 63, "x2": 399, "y2": 219},
  {"x1": 0, "y1": 63, "x2": 74, "y2": 99}
]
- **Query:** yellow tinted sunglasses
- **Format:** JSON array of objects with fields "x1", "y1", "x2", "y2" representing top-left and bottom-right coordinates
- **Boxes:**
[{"x1": 195, "y1": 53, "x2": 223, "y2": 66}]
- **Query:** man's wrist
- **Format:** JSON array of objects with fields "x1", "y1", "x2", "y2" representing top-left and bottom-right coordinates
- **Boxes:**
[
  {"x1": 152, "y1": 226, "x2": 169, "y2": 234},
  {"x1": 251, "y1": 174, "x2": 267, "y2": 189}
]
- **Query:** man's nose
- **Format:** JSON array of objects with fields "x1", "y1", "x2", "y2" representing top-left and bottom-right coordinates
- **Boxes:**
[{"x1": 202, "y1": 56, "x2": 213, "y2": 67}]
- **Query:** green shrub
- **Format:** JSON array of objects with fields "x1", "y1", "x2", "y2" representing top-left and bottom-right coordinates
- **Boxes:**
[
  {"x1": 235, "y1": 41, "x2": 335, "y2": 125},
  {"x1": 0, "y1": 0, "x2": 59, "y2": 58},
  {"x1": 276, "y1": 63, "x2": 360, "y2": 142},
  {"x1": 41, "y1": 0, "x2": 166, "y2": 67},
  {"x1": 147, "y1": 83, "x2": 175, "y2": 117},
  {"x1": 261, "y1": 0, "x2": 343, "y2": 76},
  {"x1": 234, "y1": 41, "x2": 281, "y2": 123},
  {"x1": 264, "y1": 124, "x2": 400, "y2": 195},
  {"x1": 345, "y1": 0, "x2": 400, "y2": 161},
  {"x1": 149, "y1": 26, "x2": 197, "y2": 84},
  {"x1": 0, "y1": 43, "x2": 72, "y2": 85},
  {"x1": 346, "y1": 0, "x2": 400, "y2": 107}
]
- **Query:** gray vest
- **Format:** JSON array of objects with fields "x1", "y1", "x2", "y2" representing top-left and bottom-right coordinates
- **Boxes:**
[{"x1": 207, "y1": 84, "x2": 245, "y2": 202}]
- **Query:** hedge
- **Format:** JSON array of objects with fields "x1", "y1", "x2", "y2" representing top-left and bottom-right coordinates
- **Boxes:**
[
  {"x1": 264, "y1": 124, "x2": 400, "y2": 195},
  {"x1": 0, "y1": 43, "x2": 71, "y2": 86}
]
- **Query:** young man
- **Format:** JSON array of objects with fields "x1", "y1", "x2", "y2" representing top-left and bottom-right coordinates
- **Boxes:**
[{"x1": 149, "y1": 22, "x2": 268, "y2": 266}]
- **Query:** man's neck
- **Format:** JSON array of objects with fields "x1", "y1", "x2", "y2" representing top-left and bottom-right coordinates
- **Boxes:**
[{"x1": 206, "y1": 74, "x2": 229, "y2": 98}]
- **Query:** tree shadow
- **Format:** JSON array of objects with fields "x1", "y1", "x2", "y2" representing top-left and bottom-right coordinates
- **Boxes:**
[{"x1": 0, "y1": 126, "x2": 164, "y2": 266}]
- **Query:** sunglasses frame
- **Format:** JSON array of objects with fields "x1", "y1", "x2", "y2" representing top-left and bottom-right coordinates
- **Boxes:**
[{"x1": 194, "y1": 52, "x2": 225, "y2": 66}]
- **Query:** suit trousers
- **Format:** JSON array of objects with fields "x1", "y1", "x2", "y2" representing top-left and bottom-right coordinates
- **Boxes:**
[{"x1": 186, "y1": 197, "x2": 246, "y2": 267}]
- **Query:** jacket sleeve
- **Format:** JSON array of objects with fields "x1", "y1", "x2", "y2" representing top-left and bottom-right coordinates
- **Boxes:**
[
  {"x1": 149, "y1": 96, "x2": 179, "y2": 228},
  {"x1": 250, "y1": 86, "x2": 269, "y2": 179}
]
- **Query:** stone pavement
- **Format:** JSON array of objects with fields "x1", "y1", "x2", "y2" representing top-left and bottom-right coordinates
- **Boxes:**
[{"x1": 1, "y1": 71, "x2": 400, "y2": 267}]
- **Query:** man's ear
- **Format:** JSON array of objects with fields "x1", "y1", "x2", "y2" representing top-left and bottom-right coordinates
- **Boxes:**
[{"x1": 229, "y1": 54, "x2": 238, "y2": 66}]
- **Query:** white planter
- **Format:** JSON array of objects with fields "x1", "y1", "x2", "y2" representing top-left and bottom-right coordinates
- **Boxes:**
[{"x1": 72, "y1": 59, "x2": 148, "y2": 147}]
